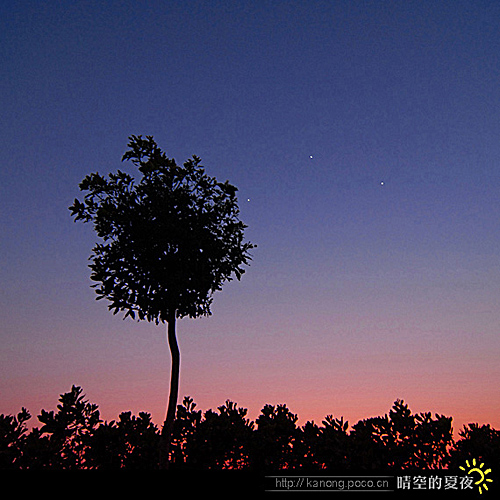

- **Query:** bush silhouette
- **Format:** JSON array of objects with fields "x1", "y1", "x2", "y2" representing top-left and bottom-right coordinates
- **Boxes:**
[
  {"x1": 314, "y1": 415, "x2": 351, "y2": 470},
  {"x1": 0, "y1": 408, "x2": 30, "y2": 469},
  {"x1": 1, "y1": 386, "x2": 498, "y2": 471},
  {"x1": 179, "y1": 400, "x2": 254, "y2": 469},
  {"x1": 251, "y1": 404, "x2": 300, "y2": 470},
  {"x1": 349, "y1": 399, "x2": 453, "y2": 470},
  {"x1": 446, "y1": 423, "x2": 500, "y2": 472},
  {"x1": 86, "y1": 411, "x2": 159, "y2": 469}
]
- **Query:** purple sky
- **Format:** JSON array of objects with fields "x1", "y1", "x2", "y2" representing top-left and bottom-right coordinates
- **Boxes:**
[{"x1": 1, "y1": 0, "x2": 499, "y2": 433}]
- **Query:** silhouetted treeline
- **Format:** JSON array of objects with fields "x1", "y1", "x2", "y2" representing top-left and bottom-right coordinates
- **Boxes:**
[{"x1": 1, "y1": 386, "x2": 498, "y2": 471}]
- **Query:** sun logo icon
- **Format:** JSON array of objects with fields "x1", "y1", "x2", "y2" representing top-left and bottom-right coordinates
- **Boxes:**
[{"x1": 460, "y1": 458, "x2": 493, "y2": 494}]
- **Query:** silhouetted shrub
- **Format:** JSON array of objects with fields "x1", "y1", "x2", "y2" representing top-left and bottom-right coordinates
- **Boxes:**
[
  {"x1": 349, "y1": 399, "x2": 453, "y2": 470},
  {"x1": 170, "y1": 396, "x2": 202, "y2": 468},
  {"x1": 33, "y1": 386, "x2": 101, "y2": 468},
  {"x1": 86, "y1": 411, "x2": 159, "y2": 469},
  {"x1": 0, "y1": 408, "x2": 30, "y2": 469},
  {"x1": 251, "y1": 404, "x2": 300, "y2": 470},
  {"x1": 181, "y1": 400, "x2": 254, "y2": 469},
  {"x1": 314, "y1": 415, "x2": 351, "y2": 470},
  {"x1": 1, "y1": 386, "x2": 498, "y2": 471},
  {"x1": 447, "y1": 423, "x2": 500, "y2": 471}
]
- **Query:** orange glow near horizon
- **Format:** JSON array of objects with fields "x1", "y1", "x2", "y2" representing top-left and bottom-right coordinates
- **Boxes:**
[{"x1": 2, "y1": 306, "x2": 498, "y2": 440}]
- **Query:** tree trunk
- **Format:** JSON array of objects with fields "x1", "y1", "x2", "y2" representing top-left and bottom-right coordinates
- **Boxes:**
[{"x1": 159, "y1": 311, "x2": 180, "y2": 469}]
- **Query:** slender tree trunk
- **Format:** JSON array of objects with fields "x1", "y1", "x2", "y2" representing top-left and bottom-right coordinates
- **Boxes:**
[{"x1": 159, "y1": 310, "x2": 180, "y2": 469}]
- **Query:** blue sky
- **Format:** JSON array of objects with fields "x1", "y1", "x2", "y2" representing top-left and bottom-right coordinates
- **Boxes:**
[{"x1": 1, "y1": 0, "x2": 499, "y2": 430}]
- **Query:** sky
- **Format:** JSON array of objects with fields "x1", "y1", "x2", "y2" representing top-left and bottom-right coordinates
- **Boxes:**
[{"x1": 1, "y1": 0, "x2": 499, "y2": 435}]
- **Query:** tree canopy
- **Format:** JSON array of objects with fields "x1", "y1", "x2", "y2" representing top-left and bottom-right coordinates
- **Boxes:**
[{"x1": 69, "y1": 135, "x2": 255, "y2": 323}]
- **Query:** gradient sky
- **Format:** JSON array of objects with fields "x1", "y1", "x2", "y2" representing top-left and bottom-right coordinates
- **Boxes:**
[{"x1": 1, "y1": 0, "x2": 499, "y2": 435}]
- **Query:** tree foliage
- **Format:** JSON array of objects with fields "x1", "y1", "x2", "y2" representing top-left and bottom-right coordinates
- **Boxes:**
[
  {"x1": 0, "y1": 407, "x2": 30, "y2": 469},
  {"x1": 69, "y1": 135, "x2": 255, "y2": 323},
  {"x1": 349, "y1": 399, "x2": 453, "y2": 470}
]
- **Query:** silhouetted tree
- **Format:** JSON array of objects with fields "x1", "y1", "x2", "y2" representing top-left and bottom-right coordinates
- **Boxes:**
[
  {"x1": 411, "y1": 410, "x2": 453, "y2": 468},
  {"x1": 170, "y1": 396, "x2": 202, "y2": 467},
  {"x1": 447, "y1": 423, "x2": 500, "y2": 471},
  {"x1": 0, "y1": 408, "x2": 31, "y2": 469},
  {"x1": 252, "y1": 404, "x2": 300, "y2": 470},
  {"x1": 350, "y1": 399, "x2": 453, "y2": 470},
  {"x1": 36, "y1": 385, "x2": 101, "y2": 468},
  {"x1": 186, "y1": 400, "x2": 254, "y2": 469},
  {"x1": 86, "y1": 411, "x2": 159, "y2": 469},
  {"x1": 15, "y1": 427, "x2": 54, "y2": 469},
  {"x1": 69, "y1": 135, "x2": 255, "y2": 468},
  {"x1": 294, "y1": 421, "x2": 322, "y2": 470},
  {"x1": 350, "y1": 415, "x2": 391, "y2": 469},
  {"x1": 315, "y1": 415, "x2": 351, "y2": 470}
]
